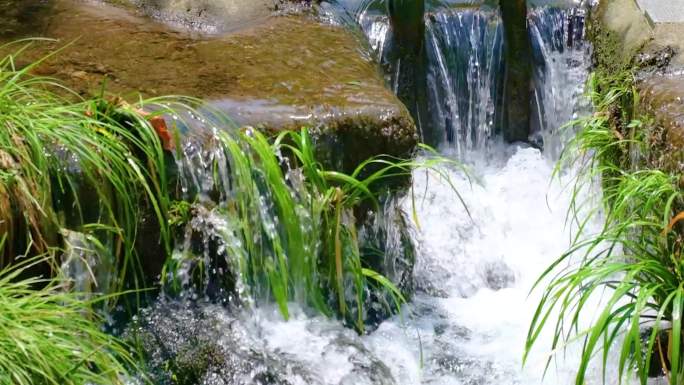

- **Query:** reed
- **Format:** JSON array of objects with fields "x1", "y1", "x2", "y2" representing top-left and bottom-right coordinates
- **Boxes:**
[{"x1": 0, "y1": 237, "x2": 136, "y2": 385}]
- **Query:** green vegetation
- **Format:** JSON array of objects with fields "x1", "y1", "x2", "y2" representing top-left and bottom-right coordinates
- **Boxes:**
[
  {"x1": 0, "y1": 41, "x2": 172, "y2": 296},
  {"x1": 164, "y1": 125, "x2": 462, "y2": 332},
  {"x1": 525, "y1": 67, "x2": 684, "y2": 383},
  {"x1": 0, "y1": 42, "x2": 178, "y2": 383},
  {"x1": 0, "y1": 237, "x2": 136, "y2": 385}
]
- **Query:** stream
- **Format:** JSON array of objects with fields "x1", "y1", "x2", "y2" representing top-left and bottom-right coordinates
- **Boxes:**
[
  {"x1": 257, "y1": 2, "x2": 601, "y2": 380},
  {"x1": 131, "y1": 2, "x2": 616, "y2": 384}
]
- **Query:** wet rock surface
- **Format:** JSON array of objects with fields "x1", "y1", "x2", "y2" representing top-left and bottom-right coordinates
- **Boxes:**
[
  {"x1": 126, "y1": 301, "x2": 306, "y2": 385},
  {"x1": 0, "y1": 0, "x2": 54, "y2": 37},
  {"x1": 1, "y1": 0, "x2": 417, "y2": 169},
  {"x1": 126, "y1": 301, "x2": 397, "y2": 385},
  {"x1": 640, "y1": 74, "x2": 684, "y2": 172}
]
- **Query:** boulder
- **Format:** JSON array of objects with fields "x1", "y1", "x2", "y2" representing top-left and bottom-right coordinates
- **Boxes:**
[
  {"x1": 1, "y1": 0, "x2": 418, "y2": 172},
  {"x1": 590, "y1": 0, "x2": 684, "y2": 173},
  {"x1": 125, "y1": 301, "x2": 312, "y2": 385}
]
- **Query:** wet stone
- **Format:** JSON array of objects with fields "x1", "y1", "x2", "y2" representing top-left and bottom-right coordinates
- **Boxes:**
[
  {"x1": 483, "y1": 260, "x2": 516, "y2": 291},
  {"x1": 125, "y1": 301, "x2": 315, "y2": 385},
  {"x1": 1, "y1": 0, "x2": 417, "y2": 172},
  {"x1": 639, "y1": 73, "x2": 684, "y2": 173}
]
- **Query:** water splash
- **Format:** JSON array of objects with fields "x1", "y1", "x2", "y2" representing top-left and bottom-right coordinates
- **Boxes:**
[
  {"x1": 237, "y1": 3, "x2": 604, "y2": 385},
  {"x1": 182, "y1": 146, "x2": 614, "y2": 385}
]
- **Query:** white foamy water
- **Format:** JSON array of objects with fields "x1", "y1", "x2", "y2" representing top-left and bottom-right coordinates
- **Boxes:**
[
  {"x1": 243, "y1": 145, "x2": 631, "y2": 385},
  {"x1": 134, "y1": 3, "x2": 632, "y2": 384},
  {"x1": 366, "y1": 147, "x2": 602, "y2": 385}
]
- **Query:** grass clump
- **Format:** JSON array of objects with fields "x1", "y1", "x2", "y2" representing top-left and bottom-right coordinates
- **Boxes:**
[
  {"x1": 0, "y1": 42, "x2": 173, "y2": 295},
  {"x1": 525, "y1": 66, "x2": 684, "y2": 383},
  {"x1": 0, "y1": 238, "x2": 136, "y2": 385},
  {"x1": 164, "y1": 125, "x2": 463, "y2": 332}
]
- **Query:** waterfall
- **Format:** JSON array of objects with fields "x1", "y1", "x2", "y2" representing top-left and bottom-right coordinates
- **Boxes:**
[
  {"x1": 129, "y1": 2, "x2": 621, "y2": 384},
  {"x1": 529, "y1": 5, "x2": 592, "y2": 158},
  {"x1": 340, "y1": 0, "x2": 591, "y2": 157},
  {"x1": 423, "y1": 8, "x2": 504, "y2": 155},
  {"x1": 241, "y1": 2, "x2": 609, "y2": 384},
  {"x1": 240, "y1": 4, "x2": 611, "y2": 384}
]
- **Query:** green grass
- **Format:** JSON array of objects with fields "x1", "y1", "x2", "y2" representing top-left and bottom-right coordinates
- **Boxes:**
[
  {"x1": 0, "y1": 41, "x2": 172, "y2": 297},
  {"x1": 163, "y1": 125, "x2": 465, "y2": 332},
  {"x1": 0, "y1": 237, "x2": 137, "y2": 385},
  {"x1": 526, "y1": 68, "x2": 684, "y2": 384}
]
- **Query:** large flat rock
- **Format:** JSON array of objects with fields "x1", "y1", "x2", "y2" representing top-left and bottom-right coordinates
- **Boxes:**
[{"x1": 0, "y1": 0, "x2": 417, "y2": 171}]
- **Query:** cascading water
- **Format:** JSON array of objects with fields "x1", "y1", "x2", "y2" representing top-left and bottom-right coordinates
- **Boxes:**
[
  {"x1": 529, "y1": 4, "x2": 592, "y2": 158},
  {"x1": 341, "y1": 2, "x2": 505, "y2": 154},
  {"x1": 130, "y1": 2, "x2": 617, "y2": 384},
  {"x1": 247, "y1": 2, "x2": 604, "y2": 384},
  {"x1": 423, "y1": 8, "x2": 504, "y2": 153}
]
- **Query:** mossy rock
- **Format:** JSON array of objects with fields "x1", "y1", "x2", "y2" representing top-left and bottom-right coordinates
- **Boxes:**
[
  {"x1": 1, "y1": 0, "x2": 418, "y2": 172},
  {"x1": 589, "y1": 0, "x2": 684, "y2": 174},
  {"x1": 590, "y1": 0, "x2": 652, "y2": 71}
]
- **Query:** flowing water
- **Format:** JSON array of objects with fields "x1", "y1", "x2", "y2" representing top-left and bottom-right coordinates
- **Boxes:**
[
  {"x1": 250, "y1": 2, "x2": 602, "y2": 384},
  {"x1": 133, "y1": 2, "x2": 616, "y2": 384}
]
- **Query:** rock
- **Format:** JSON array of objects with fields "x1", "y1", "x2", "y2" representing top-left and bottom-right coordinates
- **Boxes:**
[
  {"x1": 126, "y1": 300, "x2": 397, "y2": 385},
  {"x1": 639, "y1": 74, "x2": 684, "y2": 173},
  {"x1": 70, "y1": 70, "x2": 89, "y2": 80},
  {"x1": 592, "y1": 0, "x2": 653, "y2": 68},
  {"x1": 1, "y1": 0, "x2": 418, "y2": 172},
  {"x1": 591, "y1": 0, "x2": 684, "y2": 173},
  {"x1": 483, "y1": 260, "x2": 516, "y2": 291},
  {"x1": 592, "y1": 0, "x2": 684, "y2": 67},
  {"x1": 123, "y1": 0, "x2": 276, "y2": 33},
  {"x1": 125, "y1": 301, "x2": 310, "y2": 385},
  {"x1": 0, "y1": 0, "x2": 52, "y2": 37}
]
